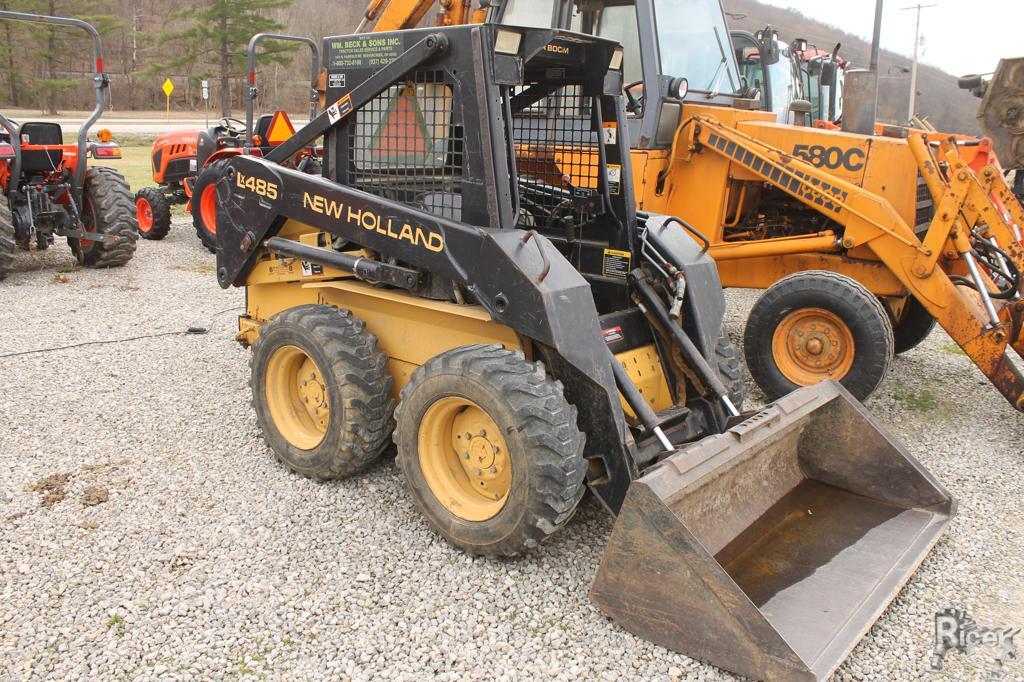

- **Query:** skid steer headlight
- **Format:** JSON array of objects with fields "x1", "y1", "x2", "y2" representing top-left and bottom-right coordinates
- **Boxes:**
[
  {"x1": 610, "y1": 47, "x2": 624, "y2": 71},
  {"x1": 495, "y1": 29, "x2": 521, "y2": 55}
]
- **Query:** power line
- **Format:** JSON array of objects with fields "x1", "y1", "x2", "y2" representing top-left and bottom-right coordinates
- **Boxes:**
[{"x1": 901, "y1": 3, "x2": 938, "y2": 122}]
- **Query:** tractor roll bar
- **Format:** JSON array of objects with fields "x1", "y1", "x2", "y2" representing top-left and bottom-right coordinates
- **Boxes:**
[
  {"x1": 0, "y1": 11, "x2": 107, "y2": 204},
  {"x1": 245, "y1": 33, "x2": 320, "y2": 150}
]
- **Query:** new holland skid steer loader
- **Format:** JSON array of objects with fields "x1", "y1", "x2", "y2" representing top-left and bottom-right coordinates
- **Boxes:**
[{"x1": 208, "y1": 24, "x2": 953, "y2": 681}]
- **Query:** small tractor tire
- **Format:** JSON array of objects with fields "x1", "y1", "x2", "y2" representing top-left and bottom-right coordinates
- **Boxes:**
[
  {"x1": 192, "y1": 159, "x2": 229, "y2": 253},
  {"x1": 74, "y1": 167, "x2": 138, "y2": 268},
  {"x1": 251, "y1": 304, "x2": 395, "y2": 480},
  {"x1": 135, "y1": 187, "x2": 172, "y2": 240},
  {"x1": 395, "y1": 345, "x2": 586, "y2": 558},
  {"x1": 0, "y1": 202, "x2": 15, "y2": 280},
  {"x1": 744, "y1": 271, "x2": 894, "y2": 402},
  {"x1": 299, "y1": 157, "x2": 322, "y2": 176},
  {"x1": 715, "y1": 332, "x2": 747, "y2": 409},
  {"x1": 889, "y1": 296, "x2": 937, "y2": 354}
]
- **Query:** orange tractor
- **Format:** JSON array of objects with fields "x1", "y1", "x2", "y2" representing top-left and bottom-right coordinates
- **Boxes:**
[
  {"x1": 136, "y1": 33, "x2": 322, "y2": 251},
  {"x1": 0, "y1": 11, "x2": 136, "y2": 280}
]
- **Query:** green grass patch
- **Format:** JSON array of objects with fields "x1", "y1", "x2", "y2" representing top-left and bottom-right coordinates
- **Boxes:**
[
  {"x1": 891, "y1": 381, "x2": 939, "y2": 412},
  {"x1": 93, "y1": 145, "x2": 153, "y2": 194}
]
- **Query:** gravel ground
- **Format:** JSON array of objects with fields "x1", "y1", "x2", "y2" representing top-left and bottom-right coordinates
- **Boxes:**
[{"x1": 1, "y1": 221, "x2": 1021, "y2": 681}]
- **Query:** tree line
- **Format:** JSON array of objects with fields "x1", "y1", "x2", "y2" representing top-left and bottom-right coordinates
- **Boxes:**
[{"x1": 0, "y1": 0, "x2": 366, "y2": 115}]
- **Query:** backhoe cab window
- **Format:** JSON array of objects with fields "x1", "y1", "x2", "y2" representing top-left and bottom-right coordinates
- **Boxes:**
[
  {"x1": 500, "y1": 0, "x2": 581, "y2": 29},
  {"x1": 595, "y1": 5, "x2": 643, "y2": 111},
  {"x1": 654, "y1": 0, "x2": 740, "y2": 94}
]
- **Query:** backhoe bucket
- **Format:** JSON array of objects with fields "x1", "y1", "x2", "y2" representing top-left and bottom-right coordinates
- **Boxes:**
[{"x1": 591, "y1": 382, "x2": 954, "y2": 681}]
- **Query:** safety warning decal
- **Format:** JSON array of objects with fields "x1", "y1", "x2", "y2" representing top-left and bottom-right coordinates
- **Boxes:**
[
  {"x1": 606, "y1": 163, "x2": 622, "y2": 195},
  {"x1": 327, "y1": 94, "x2": 353, "y2": 124},
  {"x1": 602, "y1": 248, "x2": 631, "y2": 279},
  {"x1": 602, "y1": 325, "x2": 624, "y2": 345}
]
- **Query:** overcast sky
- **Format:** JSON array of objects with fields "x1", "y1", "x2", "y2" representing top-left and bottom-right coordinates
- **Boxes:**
[{"x1": 754, "y1": 0, "x2": 1024, "y2": 76}]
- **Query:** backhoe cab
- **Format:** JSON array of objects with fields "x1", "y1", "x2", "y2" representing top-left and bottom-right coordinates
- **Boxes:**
[{"x1": 211, "y1": 22, "x2": 952, "y2": 682}]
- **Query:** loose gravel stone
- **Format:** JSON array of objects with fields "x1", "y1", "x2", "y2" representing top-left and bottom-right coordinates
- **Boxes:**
[{"x1": 0, "y1": 219, "x2": 1021, "y2": 680}]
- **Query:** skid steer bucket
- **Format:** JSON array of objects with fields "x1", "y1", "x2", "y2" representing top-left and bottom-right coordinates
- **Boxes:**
[{"x1": 591, "y1": 381, "x2": 954, "y2": 681}]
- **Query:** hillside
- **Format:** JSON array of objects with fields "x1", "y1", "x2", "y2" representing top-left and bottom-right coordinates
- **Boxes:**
[
  {"x1": 0, "y1": 0, "x2": 983, "y2": 134},
  {"x1": 723, "y1": 0, "x2": 981, "y2": 134}
]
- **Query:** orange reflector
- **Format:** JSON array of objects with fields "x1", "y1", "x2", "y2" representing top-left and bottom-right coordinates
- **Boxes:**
[
  {"x1": 265, "y1": 111, "x2": 295, "y2": 145},
  {"x1": 372, "y1": 85, "x2": 431, "y2": 161}
]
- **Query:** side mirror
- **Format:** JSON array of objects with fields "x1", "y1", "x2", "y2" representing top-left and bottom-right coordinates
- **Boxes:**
[
  {"x1": 756, "y1": 26, "x2": 781, "y2": 65},
  {"x1": 820, "y1": 60, "x2": 839, "y2": 87},
  {"x1": 791, "y1": 38, "x2": 808, "y2": 53}
]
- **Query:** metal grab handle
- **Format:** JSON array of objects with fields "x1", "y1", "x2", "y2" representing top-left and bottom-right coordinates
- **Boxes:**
[
  {"x1": 520, "y1": 230, "x2": 551, "y2": 283},
  {"x1": 665, "y1": 216, "x2": 710, "y2": 254}
]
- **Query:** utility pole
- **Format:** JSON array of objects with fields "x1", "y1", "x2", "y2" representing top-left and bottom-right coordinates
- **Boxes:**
[{"x1": 901, "y1": 3, "x2": 937, "y2": 122}]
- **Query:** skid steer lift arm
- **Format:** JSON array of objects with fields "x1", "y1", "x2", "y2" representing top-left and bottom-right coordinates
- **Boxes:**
[{"x1": 678, "y1": 115, "x2": 1024, "y2": 412}]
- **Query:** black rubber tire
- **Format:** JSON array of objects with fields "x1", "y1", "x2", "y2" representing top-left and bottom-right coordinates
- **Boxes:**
[
  {"x1": 715, "y1": 332, "x2": 747, "y2": 409},
  {"x1": 300, "y1": 157, "x2": 322, "y2": 176},
  {"x1": 73, "y1": 167, "x2": 138, "y2": 268},
  {"x1": 0, "y1": 202, "x2": 15, "y2": 280},
  {"x1": 251, "y1": 305, "x2": 395, "y2": 480},
  {"x1": 744, "y1": 271, "x2": 894, "y2": 402},
  {"x1": 889, "y1": 296, "x2": 936, "y2": 355},
  {"x1": 395, "y1": 344, "x2": 586, "y2": 558},
  {"x1": 135, "y1": 187, "x2": 172, "y2": 240},
  {"x1": 192, "y1": 159, "x2": 229, "y2": 253}
]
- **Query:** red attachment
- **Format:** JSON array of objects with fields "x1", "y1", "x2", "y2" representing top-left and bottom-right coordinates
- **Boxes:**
[
  {"x1": 249, "y1": 71, "x2": 256, "y2": 86},
  {"x1": 967, "y1": 137, "x2": 996, "y2": 173},
  {"x1": 96, "y1": 57, "x2": 103, "y2": 73}
]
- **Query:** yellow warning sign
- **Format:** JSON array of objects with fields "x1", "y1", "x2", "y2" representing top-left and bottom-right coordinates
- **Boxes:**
[
  {"x1": 161, "y1": 78, "x2": 175, "y2": 97},
  {"x1": 265, "y1": 111, "x2": 295, "y2": 145}
]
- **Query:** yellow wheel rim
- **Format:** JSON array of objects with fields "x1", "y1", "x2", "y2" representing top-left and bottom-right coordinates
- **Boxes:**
[
  {"x1": 265, "y1": 345, "x2": 330, "y2": 450},
  {"x1": 772, "y1": 307, "x2": 855, "y2": 386},
  {"x1": 418, "y1": 397, "x2": 511, "y2": 522}
]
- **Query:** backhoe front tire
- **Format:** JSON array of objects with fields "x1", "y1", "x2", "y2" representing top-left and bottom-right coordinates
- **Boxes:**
[
  {"x1": 889, "y1": 296, "x2": 936, "y2": 354},
  {"x1": 744, "y1": 271, "x2": 894, "y2": 402},
  {"x1": 395, "y1": 345, "x2": 586, "y2": 558},
  {"x1": 73, "y1": 167, "x2": 138, "y2": 268},
  {"x1": 135, "y1": 187, "x2": 172, "y2": 240},
  {"x1": 251, "y1": 305, "x2": 395, "y2": 480},
  {"x1": 192, "y1": 159, "x2": 229, "y2": 253},
  {"x1": 0, "y1": 202, "x2": 15, "y2": 280}
]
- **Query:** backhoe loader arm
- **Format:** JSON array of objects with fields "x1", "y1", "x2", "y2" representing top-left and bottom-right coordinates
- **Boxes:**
[
  {"x1": 357, "y1": 0, "x2": 482, "y2": 32},
  {"x1": 675, "y1": 115, "x2": 1024, "y2": 412}
]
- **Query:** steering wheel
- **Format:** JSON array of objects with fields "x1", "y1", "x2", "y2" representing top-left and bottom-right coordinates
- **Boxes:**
[
  {"x1": 624, "y1": 81, "x2": 646, "y2": 114},
  {"x1": 219, "y1": 117, "x2": 246, "y2": 135}
]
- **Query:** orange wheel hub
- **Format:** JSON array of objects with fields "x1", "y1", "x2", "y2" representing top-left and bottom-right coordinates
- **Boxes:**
[
  {"x1": 136, "y1": 197, "x2": 153, "y2": 233},
  {"x1": 771, "y1": 307, "x2": 855, "y2": 385}
]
